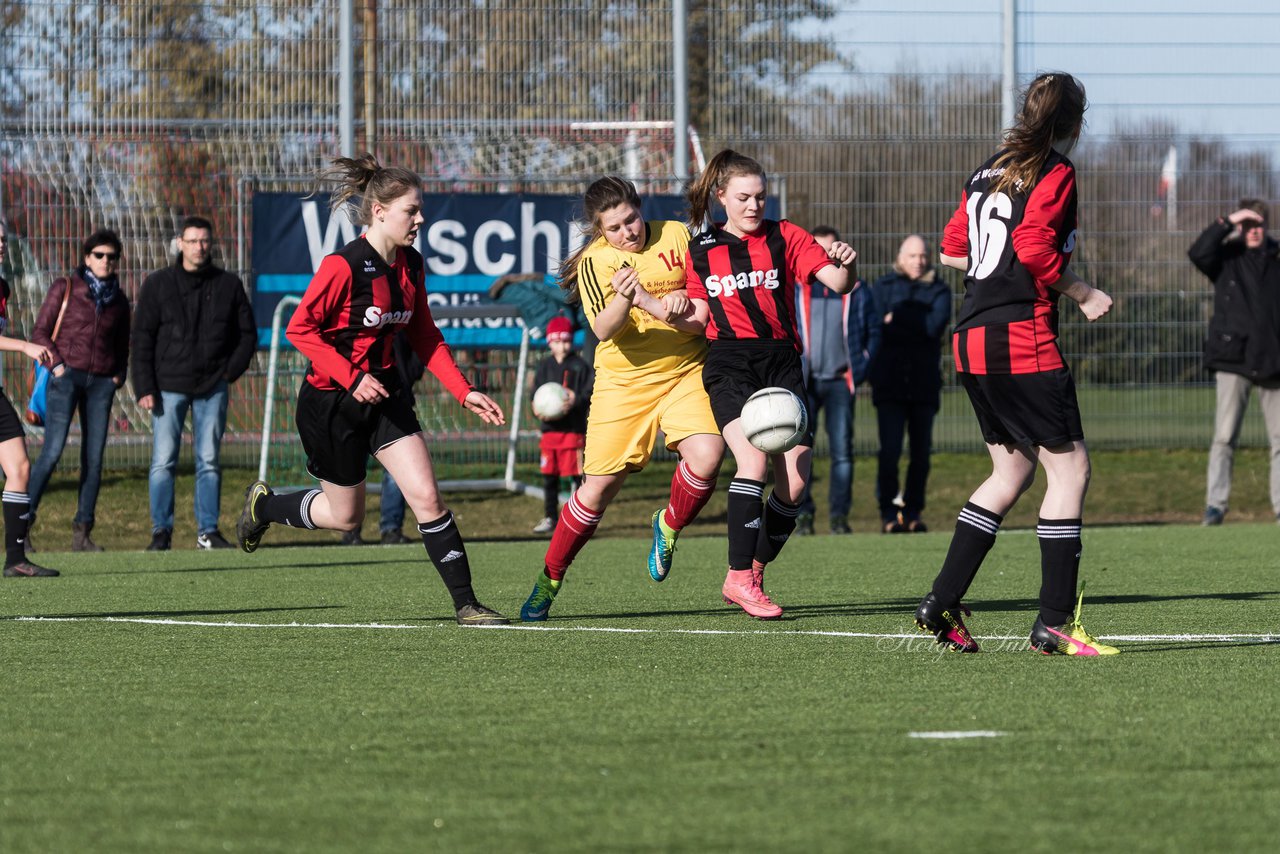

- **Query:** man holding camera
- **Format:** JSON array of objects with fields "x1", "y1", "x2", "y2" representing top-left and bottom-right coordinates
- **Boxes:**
[{"x1": 1189, "y1": 198, "x2": 1280, "y2": 525}]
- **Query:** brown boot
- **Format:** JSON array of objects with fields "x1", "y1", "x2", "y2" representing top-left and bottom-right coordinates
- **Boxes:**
[{"x1": 72, "y1": 521, "x2": 104, "y2": 552}]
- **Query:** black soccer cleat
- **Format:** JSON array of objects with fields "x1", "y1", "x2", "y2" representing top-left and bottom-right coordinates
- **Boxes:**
[
  {"x1": 914, "y1": 592, "x2": 979, "y2": 653},
  {"x1": 4, "y1": 559, "x2": 60, "y2": 578},
  {"x1": 237, "y1": 480, "x2": 273, "y2": 553},
  {"x1": 455, "y1": 602, "x2": 511, "y2": 627}
]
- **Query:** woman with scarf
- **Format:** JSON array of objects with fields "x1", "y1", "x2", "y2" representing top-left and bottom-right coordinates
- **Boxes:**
[{"x1": 27, "y1": 228, "x2": 131, "y2": 552}]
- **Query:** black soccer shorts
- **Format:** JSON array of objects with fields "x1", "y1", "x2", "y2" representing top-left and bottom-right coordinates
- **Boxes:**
[
  {"x1": 0, "y1": 392, "x2": 26, "y2": 444},
  {"x1": 701, "y1": 339, "x2": 815, "y2": 447},
  {"x1": 295, "y1": 381, "x2": 423, "y2": 487},
  {"x1": 959, "y1": 368, "x2": 1084, "y2": 448}
]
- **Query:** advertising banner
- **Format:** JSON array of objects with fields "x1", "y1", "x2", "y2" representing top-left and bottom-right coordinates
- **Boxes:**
[{"x1": 251, "y1": 192, "x2": 692, "y2": 348}]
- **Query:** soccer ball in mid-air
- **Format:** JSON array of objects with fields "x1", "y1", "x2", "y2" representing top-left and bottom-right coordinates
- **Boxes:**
[
  {"x1": 740, "y1": 387, "x2": 808, "y2": 454},
  {"x1": 532, "y1": 382, "x2": 572, "y2": 421}
]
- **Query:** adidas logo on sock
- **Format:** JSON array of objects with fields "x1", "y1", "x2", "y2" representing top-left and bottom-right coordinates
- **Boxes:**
[
  {"x1": 441, "y1": 550, "x2": 465, "y2": 562},
  {"x1": 744, "y1": 518, "x2": 761, "y2": 529}
]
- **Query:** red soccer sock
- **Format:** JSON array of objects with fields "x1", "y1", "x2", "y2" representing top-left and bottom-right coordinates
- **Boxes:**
[
  {"x1": 543, "y1": 492, "x2": 604, "y2": 581},
  {"x1": 663, "y1": 460, "x2": 717, "y2": 531}
]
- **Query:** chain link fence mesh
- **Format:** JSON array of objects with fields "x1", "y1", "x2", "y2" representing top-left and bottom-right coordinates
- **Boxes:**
[{"x1": 1, "y1": 1, "x2": 1277, "y2": 482}]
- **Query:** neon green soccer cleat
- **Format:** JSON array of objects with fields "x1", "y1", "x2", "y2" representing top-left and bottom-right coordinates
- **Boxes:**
[
  {"x1": 1030, "y1": 584, "x2": 1120, "y2": 656},
  {"x1": 648, "y1": 509, "x2": 679, "y2": 582},
  {"x1": 520, "y1": 573, "x2": 562, "y2": 622}
]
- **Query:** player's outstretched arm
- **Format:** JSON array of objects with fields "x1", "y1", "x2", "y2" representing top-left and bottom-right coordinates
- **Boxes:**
[{"x1": 463, "y1": 390, "x2": 505, "y2": 426}]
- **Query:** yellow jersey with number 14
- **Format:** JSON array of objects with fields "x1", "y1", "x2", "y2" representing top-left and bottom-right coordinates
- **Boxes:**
[{"x1": 576, "y1": 220, "x2": 705, "y2": 383}]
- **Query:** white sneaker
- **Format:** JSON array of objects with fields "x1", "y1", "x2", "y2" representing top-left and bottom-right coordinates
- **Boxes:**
[
  {"x1": 532, "y1": 516, "x2": 556, "y2": 535},
  {"x1": 196, "y1": 530, "x2": 234, "y2": 549}
]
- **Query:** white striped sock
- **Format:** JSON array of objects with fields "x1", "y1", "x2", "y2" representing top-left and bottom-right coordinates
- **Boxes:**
[{"x1": 958, "y1": 507, "x2": 1001, "y2": 536}]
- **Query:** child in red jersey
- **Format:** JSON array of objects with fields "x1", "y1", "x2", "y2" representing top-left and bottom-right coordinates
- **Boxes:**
[
  {"x1": 235, "y1": 154, "x2": 509, "y2": 627},
  {"x1": 530, "y1": 316, "x2": 593, "y2": 534},
  {"x1": 914, "y1": 72, "x2": 1119, "y2": 656},
  {"x1": 684, "y1": 149, "x2": 858, "y2": 619}
]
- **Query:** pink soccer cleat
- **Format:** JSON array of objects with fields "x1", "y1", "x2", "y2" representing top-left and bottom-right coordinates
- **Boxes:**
[{"x1": 722, "y1": 568, "x2": 783, "y2": 620}]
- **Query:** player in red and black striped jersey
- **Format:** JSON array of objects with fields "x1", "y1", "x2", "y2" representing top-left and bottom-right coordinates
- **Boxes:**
[
  {"x1": 915, "y1": 72, "x2": 1120, "y2": 656},
  {"x1": 235, "y1": 155, "x2": 509, "y2": 627},
  {"x1": 0, "y1": 221, "x2": 59, "y2": 577},
  {"x1": 685, "y1": 149, "x2": 858, "y2": 619},
  {"x1": 943, "y1": 145, "x2": 1078, "y2": 375}
]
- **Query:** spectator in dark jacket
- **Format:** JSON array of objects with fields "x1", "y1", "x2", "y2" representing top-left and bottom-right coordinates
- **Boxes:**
[
  {"x1": 794, "y1": 226, "x2": 880, "y2": 535},
  {"x1": 27, "y1": 228, "x2": 131, "y2": 552},
  {"x1": 1189, "y1": 198, "x2": 1280, "y2": 525},
  {"x1": 869, "y1": 234, "x2": 951, "y2": 533},
  {"x1": 131, "y1": 216, "x2": 256, "y2": 550}
]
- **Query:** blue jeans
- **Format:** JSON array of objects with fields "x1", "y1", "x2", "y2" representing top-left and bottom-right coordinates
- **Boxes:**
[
  {"x1": 875, "y1": 400, "x2": 938, "y2": 519},
  {"x1": 798, "y1": 377, "x2": 853, "y2": 519},
  {"x1": 27, "y1": 368, "x2": 118, "y2": 526},
  {"x1": 149, "y1": 382, "x2": 228, "y2": 535},
  {"x1": 380, "y1": 469, "x2": 406, "y2": 532}
]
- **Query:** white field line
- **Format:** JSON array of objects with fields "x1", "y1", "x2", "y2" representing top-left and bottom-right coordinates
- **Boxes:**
[
  {"x1": 909, "y1": 731, "x2": 1006, "y2": 739},
  {"x1": 10, "y1": 616, "x2": 1279, "y2": 644}
]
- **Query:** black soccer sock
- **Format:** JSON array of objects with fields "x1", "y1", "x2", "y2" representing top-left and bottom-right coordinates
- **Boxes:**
[
  {"x1": 419, "y1": 511, "x2": 477, "y2": 610},
  {"x1": 542, "y1": 474, "x2": 560, "y2": 519},
  {"x1": 755, "y1": 491, "x2": 801, "y2": 565},
  {"x1": 1037, "y1": 517, "x2": 1083, "y2": 626},
  {"x1": 931, "y1": 502, "x2": 1003, "y2": 605},
  {"x1": 259, "y1": 488, "x2": 322, "y2": 529},
  {"x1": 726, "y1": 478, "x2": 765, "y2": 570},
  {"x1": 3, "y1": 491, "x2": 31, "y2": 566}
]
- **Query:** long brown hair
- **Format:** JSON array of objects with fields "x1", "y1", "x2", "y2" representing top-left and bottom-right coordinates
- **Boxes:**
[
  {"x1": 317, "y1": 153, "x2": 421, "y2": 226},
  {"x1": 990, "y1": 72, "x2": 1087, "y2": 195},
  {"x1": 685, "y1": 149, "x2": 766, "y2": 232},
  {"x1": 557, "y1": 176, "x2": 643, "y2": 304}
]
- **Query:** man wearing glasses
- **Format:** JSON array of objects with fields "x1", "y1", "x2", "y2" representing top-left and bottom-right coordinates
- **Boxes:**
[
  {"x1": 132, "y1": 216, "x2": 256, "y2": 550},
  {"x1": 27, "y1": 229, "x2": 132, "y2": 553},
  {"x1": 1190, "y1": 198, "x2": 1280, "y2": 526}
]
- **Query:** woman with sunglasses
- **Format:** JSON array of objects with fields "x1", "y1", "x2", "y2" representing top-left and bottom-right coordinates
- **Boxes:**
[{"x1": 26, "y1": 229, "x2": 132, "y2": 553}]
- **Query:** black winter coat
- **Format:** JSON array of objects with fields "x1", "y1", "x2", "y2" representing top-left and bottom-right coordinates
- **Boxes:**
[
  {"x1": 131, "y1": 260, "x2": 257, "y2": 399},
  {"x1": 868, "y1": 269, "x2": 952, "y2": 406},
  {"x1": 1188, "y1": 220, "x2": 1280, "y2": 381}
]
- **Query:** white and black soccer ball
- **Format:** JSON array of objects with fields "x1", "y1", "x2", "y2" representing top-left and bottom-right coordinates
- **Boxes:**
[
  {"x1": 740, "y1": 387, "x2": 808, "y2": 454},
  {"x1": 531, "y1": 382, "x2": 572, "y2": 421}
]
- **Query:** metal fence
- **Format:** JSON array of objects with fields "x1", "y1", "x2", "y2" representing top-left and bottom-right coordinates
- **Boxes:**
[{"x1": 2, "y1": 0, "x2": 1278, "y2": 473}]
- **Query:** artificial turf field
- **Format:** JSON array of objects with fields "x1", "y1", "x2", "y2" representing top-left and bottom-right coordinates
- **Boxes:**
[{"x1": 2, "y1": 523, "x2": 1277, "y2": 853}]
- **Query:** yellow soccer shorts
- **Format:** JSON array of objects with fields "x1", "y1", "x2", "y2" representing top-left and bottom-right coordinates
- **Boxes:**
[{"x1": 583, "y1": 364, "x2": 720, "y2": 476}]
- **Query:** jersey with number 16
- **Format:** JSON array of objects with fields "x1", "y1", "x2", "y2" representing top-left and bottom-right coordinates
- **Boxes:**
[{"x1": 941, "y1": 147, "x2": 1078, "y2": 375}]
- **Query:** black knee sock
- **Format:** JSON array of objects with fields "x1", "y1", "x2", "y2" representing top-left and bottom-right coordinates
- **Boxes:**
[
  {"x1": 542, "y1": 474, "x2": 560, "y2": 519},
  {"x1": 756, "y1": 491, "x2": 800, "y2": 565},
  {"x1": 726, "y1": 478, "x2": 765, "y2": 570},
  {"x1": 931, "y1": 502, "x2": 1003, "y2": 605},
  {"x1": 419, "y1": 511, "x2": 476, "y2": 610},
  {"x1": 259, "y1": 488, "x2": 322, "y2": 529},
  {"x1": 1037, "y1": 518, "x2": 1082, "y2": 626},
  {"x1": 3, "y1": 491, "x2": 30, "y2": 565}
]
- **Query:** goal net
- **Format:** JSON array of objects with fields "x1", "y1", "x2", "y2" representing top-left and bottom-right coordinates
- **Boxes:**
[{"x1": 257, "y1": 300, "x2": 557, "y2": 502}]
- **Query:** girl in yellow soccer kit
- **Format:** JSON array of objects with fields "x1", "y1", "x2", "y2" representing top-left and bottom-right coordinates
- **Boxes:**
[{"x1": 519, "y1": 176, "x2": 724, "y2": 622}]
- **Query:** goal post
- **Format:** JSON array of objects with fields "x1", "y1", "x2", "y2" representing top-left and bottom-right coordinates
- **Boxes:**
[{"x1": 257, "y1": 300, "x2": 552, "y2": 503}]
